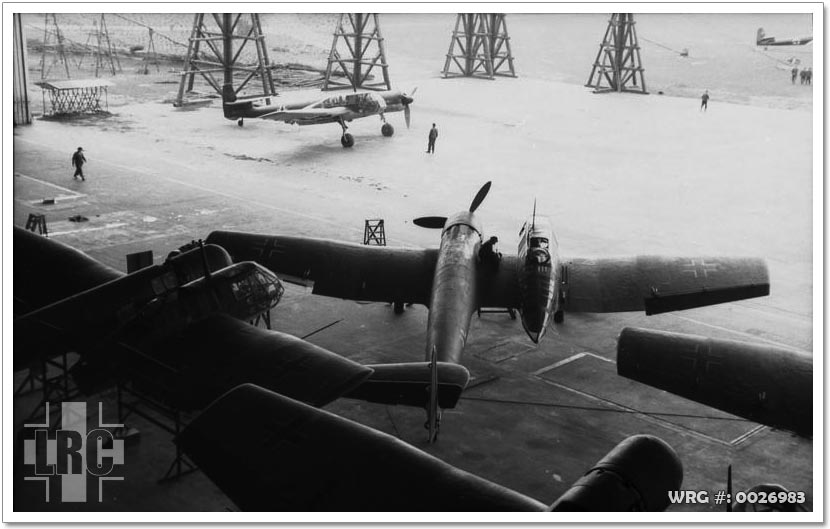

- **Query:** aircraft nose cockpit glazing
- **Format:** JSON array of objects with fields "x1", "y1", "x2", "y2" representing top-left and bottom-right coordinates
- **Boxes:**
[{"x1": 224, "y1": 263, "x2": 285, "y2": 319}]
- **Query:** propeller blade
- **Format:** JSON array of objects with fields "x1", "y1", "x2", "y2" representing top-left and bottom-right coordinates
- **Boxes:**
[
  {"x1": 410, "y1": 86, "x2": 418, "y2": 97},
  {"x1": 469, "y1": 181, "x2": 492, "y2": 212},
  {"x1": 413, "y1": 216, "x2": 448, "y2": 229},
  {"x1": 404, "y1": 105, "x2": 411, "y2": 129}
]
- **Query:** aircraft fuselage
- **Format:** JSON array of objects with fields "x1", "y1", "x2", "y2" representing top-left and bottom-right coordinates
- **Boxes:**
[
  {"x1": 516, "y1": 216, "x2": 560, "y2": 343},
  {"x1": 426, "y1": 211, "x2": 482, "y2": 364}
]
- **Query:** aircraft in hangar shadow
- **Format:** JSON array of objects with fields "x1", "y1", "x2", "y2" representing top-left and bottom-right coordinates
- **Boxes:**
[
  {"x1": 205, "y1": 181, "x2": 771, "y2": 440},
  {"x1": 13, "y1": 227, "x2": 469, "y2": 416},
  {"x1": 756, "y1": 27, "x2": 813, "y2": 47},
  {"x1": 617, "y1": 327, "x2": 813, "y2": 512},
  {"x1": 177, "y1": 383, "x2": 684, "y2": 512},
  {"x1": 617, "y1": 327, "x2": 812, "y2": 439},
  {"x1": 221, "y1": 82, "x2": 415, "y2": 148}
]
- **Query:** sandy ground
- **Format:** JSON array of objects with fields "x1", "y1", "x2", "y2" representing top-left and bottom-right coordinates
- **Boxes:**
[{"x1": 11, "y1": 12, "x2": 816, "y2": 518}]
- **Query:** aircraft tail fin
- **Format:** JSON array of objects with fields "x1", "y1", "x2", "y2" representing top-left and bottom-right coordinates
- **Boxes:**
[
  {"x1": 757, "y1": 27, "x2": 765, "y2": 44},
  {"x1": 345, "y1": 361, "x2": 469, "y2": 409}
]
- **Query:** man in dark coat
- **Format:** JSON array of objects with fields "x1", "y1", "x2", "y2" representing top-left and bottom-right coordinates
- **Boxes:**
[
  {"x1": 71, "y1": 147, "x2": 87, "y2": 181},
  {"x1": 426, "y1": 123, "x2": 438, "y2": 153}
]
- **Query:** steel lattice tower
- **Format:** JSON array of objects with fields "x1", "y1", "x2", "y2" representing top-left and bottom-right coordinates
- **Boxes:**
[
  {"x1": 442, "y1": 14, "x2": 516, "y2": 79},
  {"x1": 39, "y1": 14, "x2": 71, "y2": 80},
  {"x1": 323, "y1": 14, "x2": 391, "y2": 91},
  {"x1": 175, "y1": 14, "x2": 276, "y2": 106},
  {"x1": 585, "y1": 13, "x2": 647, "y2": 94}
]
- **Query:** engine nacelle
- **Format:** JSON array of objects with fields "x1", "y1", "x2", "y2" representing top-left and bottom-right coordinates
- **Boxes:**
[
  {"x1": 516, "y1": 216, "x2": 560, "y2": 343},
  {"x1": 550, "y1": 434, "x2": 683, "y2": 512}
]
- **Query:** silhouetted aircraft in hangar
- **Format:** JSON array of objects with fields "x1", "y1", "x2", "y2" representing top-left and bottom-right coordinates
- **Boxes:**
[
  {"x1": 221, "y1": 83, "x2": 415, "y2": 148},
  {"x1": 177, "y1": 383, "x2": 684, "y2": 512},
  {"x1": 206, "y1": 181, "x2": 771, "y2": 439},
  {"x1": 13, "y1": 227, "x2": 468, "y2": 414},
  {"x1": 617, "y1": 327, "x2": 812, "y2": 438}
]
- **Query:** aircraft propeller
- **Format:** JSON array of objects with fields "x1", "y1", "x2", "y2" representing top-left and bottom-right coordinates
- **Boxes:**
[
  {"x1": 413, "y1": 181, "x2": 491, "y2": 229},
  {"x1": 401, "y1": 87, "x2": 416, "y2": 129}
]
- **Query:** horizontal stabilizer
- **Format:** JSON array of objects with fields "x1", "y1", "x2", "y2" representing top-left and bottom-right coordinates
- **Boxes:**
[
  {"x1": 345, "y1": 362, "x2": 470, "y2": 408},
  {"x1": 563, "y1": 256, "x2": 769, "y2": 313},
  {"x1": 177, "y1": 384, "x2": 546, "y2": 511},
  {"x1": 617, "y1": 327, "x2": 812, "y2": 437},
  {"x1": 143, "y1": 314, "x2": 373, "y2": 410}
]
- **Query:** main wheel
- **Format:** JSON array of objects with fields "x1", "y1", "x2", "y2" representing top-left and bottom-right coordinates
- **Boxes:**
[
  {"x1": 237, "y1": 118, "x2": 244, "y2": 127},
  {"x1": 381, "y1": 123, "x2": 394, "y2": 137},
  {"x1": 393, "y1": 301, "x2": 405, "y2": 314},
  {"x1": 553, "y1": 310, "x2": 564, "y2": 323},
  {"x1": 341, "y1": 133, "x2": 355, "y2": 148}
]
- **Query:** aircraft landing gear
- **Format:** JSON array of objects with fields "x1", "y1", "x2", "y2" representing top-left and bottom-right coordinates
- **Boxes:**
[
  {"x1": 393, "y1": 300, "x2": 405, "y2": 314},
  {"x1": 424, "y1": 408, "x2": 442, "y2": 443},
  {"x1": 381, "y1": 123, "x2": 394, "y2": 137},
  {"x1": 237, "y1": 118, "x2": 244, "y2": 127},
  {"x1": 553, "y1": 309, "x2": 564, "y2": 323},
  {"x1": 338, "y1": 119, "x2": 354, "y2": 148}
]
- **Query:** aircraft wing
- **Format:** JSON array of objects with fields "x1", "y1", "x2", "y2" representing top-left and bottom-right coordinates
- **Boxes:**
[
  {"x1": 561, "y1": 256, "x2": 769, "y2": 314},
  {"x1": 140, "y1": 313, "x2": 373, "y2": 410},
  {"x1": 257, "y1": 107, "x2": 350, "y2": 122},
  {"x1": 617, "y1": 327, "x2": 812, "y2": 437},
  {"x1": 206, "y1": 231, "x2": 438, "y2": 305},
  {"x1": 177, "y1": 384, "x2": 547, "y2": 511},
  {"x1": 14, "y1": 226, "x2": 123, "y2": 313}
]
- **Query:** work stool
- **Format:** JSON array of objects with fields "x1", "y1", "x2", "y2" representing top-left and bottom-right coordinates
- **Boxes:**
[
  {"x1": 25, "y1": 214, "x2": 48, "y2": 236},
  {"x1": 364, "y1": 219, "x2": 386, "y2": 246}
]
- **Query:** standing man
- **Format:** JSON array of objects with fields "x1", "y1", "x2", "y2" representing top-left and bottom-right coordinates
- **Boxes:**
[
  {"x1": 71, "y1": 147, "x2": 86, "y2": 181},
  {"x1": 426, "y1": 123, "x2": 438, "y2": 154},
  {"x1": 700, "y1": 90, "x2": 709, "y2": 112},
  {"x1": 791, "y1": 66, "x2": 799, "y2": 84}
]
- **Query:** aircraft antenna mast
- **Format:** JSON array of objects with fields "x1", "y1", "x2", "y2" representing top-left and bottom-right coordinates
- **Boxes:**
[
  {"x1": 174, "y1": 13, "x2": 276, "y2": 107},
  {"x1": 442, "y1": 14, "x2": 517, "y2": 79},
  {"x1": 323, "y1": 14, "x2": 392, "y2": 91},
  {"x1": 585, "y1": 13, "x2": 648, "y2": 94}
]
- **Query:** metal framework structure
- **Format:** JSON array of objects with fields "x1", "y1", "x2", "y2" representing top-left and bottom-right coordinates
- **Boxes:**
[
  {"x1": 363, "y1": 219, "x2": 386, "y2": 246},
  {"x1": 79, "y1": 14, "x2": 122, "y2": 77},
  {"x1": 13, "y1": 14, "x2": 31, "y2": 125},
  {"x1": 37, "y1": 79, "x2": 113, "y2": 116},
  {"x1": 175, "y1": 14, "x2": 276, "y2": 106},
  {"x1": 140, "y1": 28, "x2": 161, "y2": 74},
  {"x1": 323, "y1": 14, "x2": 391, "y2": 91},
  {"x1": 585, "y1": 13, "x2": 648, "y2": 94},
  {"x1": 442, "y1": 14, "x2": 516, "y2": 79},
  {"x1": 39, "y1": 14, "x2": 71, "y2": 80}
]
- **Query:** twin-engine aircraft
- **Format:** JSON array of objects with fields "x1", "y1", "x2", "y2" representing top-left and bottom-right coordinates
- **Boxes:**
[
  {"x1": 205, "y1": 181, "x2": 771, "y2": 438},
  {"x1": 178, "y1": 383, "x2": 684, "y2": 512},
  {"x1": 221, "y1": 83, "x2": 415, "y2": 148},
  {"x1": 756, "y1": 27, "x2": 813, "y2": 46},
  {"x1": 13, "y1": 227, "x2": 468, "y2": 414}
]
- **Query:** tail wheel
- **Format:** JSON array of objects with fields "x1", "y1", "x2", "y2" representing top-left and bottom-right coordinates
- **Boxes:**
[
  {"x1": 553, "y1": 310, "x2": 564, "y2": 323},
  {"x1": 381, "y1": 123, "x2": 394, "y2": 137},
  {"x1": 237, "y1": 118, "x2": 244, "y2": 127},
  {"x1": 341, "y1": 133, "x2": 355, "y2": 148},
  {"x1": 393, "y1": 301, "x2": 405, "y2": 314}
]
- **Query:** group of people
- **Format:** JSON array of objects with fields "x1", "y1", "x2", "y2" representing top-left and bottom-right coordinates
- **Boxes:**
[{"x1": 791, "y1": 66, "x2": 812, "y2": 85}]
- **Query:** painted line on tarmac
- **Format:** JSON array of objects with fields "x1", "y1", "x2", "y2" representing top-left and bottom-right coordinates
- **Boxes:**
[
  {"x1": 48, "y1": 222, "x2": 128, "y2": 237},
  {"x1": 532, "y1": 351, "x2": 614, "y2": 377},
  {"x1": 15, "y1": 172, "x2": 87, "y2": 198},
  {"x1": 669, "y1": 313, "x2": 809, "y2": 352}
]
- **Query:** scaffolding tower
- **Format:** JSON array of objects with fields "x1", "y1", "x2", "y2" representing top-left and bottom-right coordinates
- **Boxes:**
[
  {"x1": 442, "y1": 14, "x2": 516, "y2": 79},
  {"x1": 585, "y1": 13, "x2": 647, "y2": 94},
  {"x1": 175, "y1": 14, "x2": 276, "y2": 106},
  {"x1": 79, "y1": 15, "x2": 122, "y2": 77},
  {"x1": 323, "y1": 14, "x2": 391, "y2": 91},
  {"x1": 39, "y1": 14, "x2": 71, "y2": 80}
]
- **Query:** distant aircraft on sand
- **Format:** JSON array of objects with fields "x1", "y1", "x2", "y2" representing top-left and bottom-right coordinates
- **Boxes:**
[{"x1": 756, "y1": 27, "x2": 813, "y2": 46}]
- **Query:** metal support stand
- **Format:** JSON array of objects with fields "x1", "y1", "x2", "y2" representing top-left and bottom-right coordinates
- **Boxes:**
[
  {"x1": 363, "y1": 219, "x2": 386, "y2": 246},
  {"x1": 175, "y1": 13, "x2": 276, "y2": 106},
  {"x1": 323, "y1": 14, "x2": 392, "y2": 91},
  {"x1": 25, "y1": 214, "x2": 48, "y2": 236},
  {"x1": 585, "y1": 13, "x2": 648, "y2": 94},
  {"x1": 442, "y1": 14, "x2": 516, "y2": 79},
  {"x1": 19, "y1": 352, "x2": 81, "y2": 426}
]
